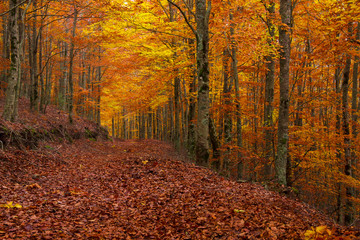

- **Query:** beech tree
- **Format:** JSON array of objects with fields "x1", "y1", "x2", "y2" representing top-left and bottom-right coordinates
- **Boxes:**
[
  {"x1": 276, "y1": 0, "x2": 292, "y2": 186},
  {"x1": 2, "y1": 0, "x2": 20, "y2": 121},
  {"x1": 262, "y1": 0, "x2": 275, "y2": 179},
  {"x1": 194, "y1": 0, "x2": 211, "y2": 166},
  {"x1": 167, "y1": 0, "x2": 211, "y2": 166}
]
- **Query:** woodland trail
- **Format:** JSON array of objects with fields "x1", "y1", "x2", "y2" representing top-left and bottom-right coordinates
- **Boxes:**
[{"x1": 0, "y1": 139, "x2": 350, "y2": 239}]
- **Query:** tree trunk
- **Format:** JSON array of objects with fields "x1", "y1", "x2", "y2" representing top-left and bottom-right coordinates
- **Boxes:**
[
  {"x1": 342, "y1": 51, "x2": 352, "y2": 225},
  {"x1": 263, "y1": 1, "x2": 275, "y2": 179},
  {"x1": 29, "y1": 0, "x2": 39, "y2": 112},
  {"x1": 188, "y1": 43, "x2": 196, "y2": 158},
  {"x1": 222, "y1": 48, "x2": 232, "y2": 174},
  {"x1": 276, "y1": 0, "x2": 292, "y2": 186},
  {"x1": 68, "y1": 7, "x2": 78, "y2": 123},
  {"x1": 341, "y1": 23, "x2": 353, "y2": 225},
  {"x1": 174, "y1": 76, "x2": 181, "y2": 149},
  {"x1": 351, "y1": 23, "x2": 359, "y2": 193},
  {"x1": 59, "y1": 40, "x2": 68, "y2": 110},
  {"x1": 112, "y1": 116, "x2": 115, "y2": 138},
  {"x1": 194, "y1": 0, "x2": 211, "y2": 166},
  {"x1": 13, "y1": 1, "x2": 26, "y2": 117},
  {"x1": 96, "y1": 67, "x2": 101, "y2": 125},
  {"x1": 334, "y1": 65, "x2": 344, "y2": 223},
  {"x1": 39, "y1": 0, "x2": 47, "y2": 113},
  {"x1": 1, "y1": 10, "x2": 10, "y2": 90},
  {"x1": 2, "y1": 0, "x2": 20, "y2": 122},
  {"x1": 209, "y1": 115, "x2": 221, "y2": 170},
  {"x1": 229, "y1": 11, "x2": 243, "y2": 179}
]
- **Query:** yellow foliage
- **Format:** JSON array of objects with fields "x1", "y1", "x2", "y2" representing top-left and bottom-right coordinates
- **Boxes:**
[
  {"x1": 0, "y1": 201, "x2": 22, "y2": 209},
  {"x1": 304, "y1": 226, "x2": 332, "y2": 240}
]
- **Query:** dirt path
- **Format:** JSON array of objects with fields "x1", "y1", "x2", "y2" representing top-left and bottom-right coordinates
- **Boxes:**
[{"x1": 0, "y1": 139, "x2": 346, "y2": 239}]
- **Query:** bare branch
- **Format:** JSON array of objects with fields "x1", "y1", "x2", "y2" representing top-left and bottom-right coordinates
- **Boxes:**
[
  {"x1": 156, "y1": 0, "x2": 170, "y2": 20},
  {"x1": 205, "y1": 0, "x2": 211, "y2": 24},
  {"x1": 180, "y1": 0, "x2": 195, "y2": 19},
  {"x1": 167, "y1": 0, "x2": 198, "y2": 41},
  {"x1": 0, "y1": 0, "x2": 29, "y2": 17}
]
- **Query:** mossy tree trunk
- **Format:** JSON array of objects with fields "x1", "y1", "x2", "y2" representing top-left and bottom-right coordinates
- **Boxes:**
[
  {"x1": 2, "y1": 0, "x2": 20, "y2": 122},
  {"x1": 195, "y1": 0, "x2": 211, "y2": 167}
]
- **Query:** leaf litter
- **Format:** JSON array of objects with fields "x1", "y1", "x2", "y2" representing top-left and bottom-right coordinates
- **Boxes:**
[{"x1": 1, "y1": 138, "x2": 358, "y2": 239}]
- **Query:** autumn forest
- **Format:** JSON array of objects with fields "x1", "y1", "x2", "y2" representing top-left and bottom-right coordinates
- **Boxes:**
[{"x1": 1, "y1": 0, "x2": 360, "y2": 231}]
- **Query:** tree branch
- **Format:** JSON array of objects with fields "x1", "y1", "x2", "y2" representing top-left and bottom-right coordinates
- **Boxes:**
[
  {"x1": 205, "y1": 0, "x2": 211, "y2": 24},
  {"x1": 0, "y1": 0, "x2": 29, "y2": 17},
  {"x1": 180, "y1": 0, "x2": 195, "y2": 19},
  {"x1": 167, "y1": 0, "x2": 198, "y2": 41},
  {"x1": 156, "y1": 0, "x2": 170, "y2": 20}
]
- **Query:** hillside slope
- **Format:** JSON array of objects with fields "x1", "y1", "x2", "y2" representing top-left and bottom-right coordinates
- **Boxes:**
[
  {"x1": 0, "y1": 98, "x2": 108, "y2": 150},
  {"x1": 0, "y1": 100, "x2": 358, "y2": 239}
]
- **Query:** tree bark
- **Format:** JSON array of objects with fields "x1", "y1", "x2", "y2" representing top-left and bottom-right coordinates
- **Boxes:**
[
  {"x1": 96, "y1": 67, "x2": 101, "y2": 125},
  {"x1": 59, "y1": 40, "x2": 68, "y2": 110},
  {"x1": 209, "y1": 114, "x2": 221, "y2": 170},
  {"x1": 334, "y1": 65, "x2": 344, "y2": 223},
  {"x1": 1, "y1": 9, "x2": 10, "y2": 91},
  {"x1": 222, "y1": 48, "x2": 232, "y2": 174},
  {"x1": 263, "y1": 1, "x2": 275, "y2": 178},
  {"x1": 276, "y1": 0, "x2": 292, "y2": 186},
  {"x1": 2, "y1": 0, "x2": 20, "y2": 122},
  {"x1": 341, "y1": 23, "x2": 353, "y2": 226},
  {"x1": 188, "y1": 40, "x2": 196, "y2": 158},
  {"x1": 29, "y1": 0, "x2": 39, "y2": 112},
  {"x1": 342, "y1": 50, "x2": 352, "y2": 225},
  {"x1": 174, "y1": 76, "x2": 181, "y2": 149},
  {"x1": 229, "y1": 11, "x2": 243, "y2": 179},
  {"x1": 351, "y1": 23, "x2": 359, "y2": 182},
  {"x1": 195, "y1": 0, "x2": 211, "y2": 166},
  {"x1": 68, "y1": 7, "x2": 78, "y2": 123}
]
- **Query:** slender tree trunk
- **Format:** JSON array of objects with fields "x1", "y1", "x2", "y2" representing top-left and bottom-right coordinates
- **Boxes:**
[
  {"x1": 276, "y1": 0, "x2": 292, "y2": 186},
  {"x1": 153, "y1": 109, "x2": 157, "y2": 139},
  {"x1": 112, "y1": 115, "x2": 115, "y2": 138},
  {"x1": 29, "y1": 0, "x2": 39, "y2": 112},
  {"x1": 168, "y1": 3, "x2": 181, "y2": 148},
  {"x1": 39, "y1": 0, "x2": 47, "y2": 113},
  {"x1": 157, "y1": 108, "x2": 161, "y2": 139},
  {"x1": 341, "y1": 23, "x2": 353, "y2": 225},
  {"x1": 229, "y1": 11, "x2": 243, "y2": 179},
  {"x1": 188, "y1": 45, "x2": 196, "y2": 158},
  {"x1": 342, "y1": 51, "x2": 352, "y2": 225},
  {"x1": 209, "y1": 114, "x2": 221, "y2": 170},
  {"x1": 14, "y1": 2, "x2": 26, "y2": 116},
  {"x1": 222, "y1": 48, "x2": 232, "y2": 174},
  {"x1": 2, "y1": 0, "x2": 20, "y2": 122},
  {"x1": 263, "y1": 1, "x2": 275, "y2": 179},
  {"x1": 352, "y1": 23, "x2": 359, "y2": 144},
  {"x1": 351, "y1": 23, "x2": 359, "y2": 200},
  {"x1": 334, "y1": 65, "x2": 344, "y2": 223},
  {"x1": 174, "y1": 76, "x2": 181, "y2": 149},
  {"x1": 96, "y1": 67, "x2": 101, "y2": 125},
  {"x1": 68, "y1": 7, "x2": 78, "y2": 123},
  {"x1": 181, "y1": 79, "x2": 187, "y2": 146},
  {"x1": 147, "y1": 110, "x2": 152, "y2": 139},
  {"x1": 1, "y1": 11, "x2": 10, "y2": 90},
  {"x1": 39, "y1": 23, "x2": 45, "y2": 112},
  {"x1": 59, "y1": 40, "x2": 68, "y2": 110},
  {"x1": 168, "y1": 99, "x2": 173, "y2": 141}
]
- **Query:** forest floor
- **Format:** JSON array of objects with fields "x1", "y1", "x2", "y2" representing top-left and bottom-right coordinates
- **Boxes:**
[{"x1": 0, "y1": 99, "x2": 359, "y2": 239}]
